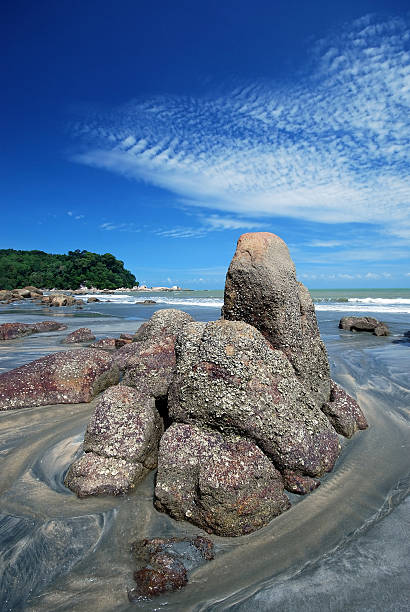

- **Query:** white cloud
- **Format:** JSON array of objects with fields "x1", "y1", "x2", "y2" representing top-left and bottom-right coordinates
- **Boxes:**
[
  {"x1": 99, "y1": 222, "x2": 140, "y2": 232},
  {"x1": 72, "y1": 14, "x2": 410, "y2": 243},
  {"x1": 307, "y1": 240, "x2": 342, "y2": 248}
]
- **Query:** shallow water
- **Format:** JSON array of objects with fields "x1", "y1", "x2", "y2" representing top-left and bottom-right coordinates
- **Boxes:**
[{"x1": 0, "y1": 296, "x2": 409, "y2": 611}]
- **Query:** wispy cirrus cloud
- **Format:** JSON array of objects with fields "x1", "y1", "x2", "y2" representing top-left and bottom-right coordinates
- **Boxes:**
[{"x1": 72, "y1": 14, "x2": 410, "y2": 240}]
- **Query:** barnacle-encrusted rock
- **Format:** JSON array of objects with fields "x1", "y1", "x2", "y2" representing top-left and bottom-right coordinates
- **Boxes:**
[
  {"x1": 321, "y1": 380, "x2": 368, "y2": 438},
  {"x1": 62, "y1": 327, "x2": 96, "y2": 344},
  {"x1": 0, "y1": 320, "x2": 67, "y2": 340},
  {"x1": 65, "y1": 385, "x2": 163, "y2": 496},
  {"x1": 0, "y1": 349, "x2": 120, "y2": 410},
  {"x1": 339, "y1": 316, "x2": 389, "y2": 336},
  {"x1": 114, "y1": 335, "x2": 177, "y2": 399},
  {"x1": 154, "y1": 423, "x2": 290, "y2": 537},
  {"x1": 222, "y1": 232, "x2": 331, "y2": 407},
  {"x1": 90, "y1": 337, "x2": 118, "y2": 351},
  {"x1": 129, "y1": 535, "x2": 214, "y2": 599},
  {"x1": 64, "y1": 453, "x2": 145, "y2": 497},
  {"x1": 133, "y1": 309, "x2": 193, "y2": 342},
  {"x1": 168, "y1": 319, "x2": 340, "y2": 477}
]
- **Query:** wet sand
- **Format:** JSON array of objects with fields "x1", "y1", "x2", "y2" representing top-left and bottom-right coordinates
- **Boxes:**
[{"x1": 0, "y1": 303, "x2": 409, "y2": 611}]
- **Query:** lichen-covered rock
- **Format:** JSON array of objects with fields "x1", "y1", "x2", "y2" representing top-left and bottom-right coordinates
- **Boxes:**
[
  {"x1": 0, "y1": 320, "x2": 67, "y2": 340},
  {"x1": 129, "y1": 536, "x2": 214, "y2": 599},
  {"x1": 134, "y1": 309, "x2": 193, "y2": 342},
  {"x1": 83, "y1": 385, "x2": 162, "y2": 468},
  {"x1": 62, "y1": 327, "x2": 96, "y2": 344},
  {"x1": 0, "y1": 349, "x2": 120, "y2": 410},
  {"x1": 64, "y1": 452, "x2": 145, "y2": 497},
  {"x1": 114, "y1": 335, "x2": 176, "y2": 399},
  {"x1": 222, "y1": 232, "x2": 331, "y2": 406},
  {"x1": 154, "y1": 423, "x2": 290, "y2": 536},
  {"x1": 169, "y1": 319, "x2": 340, "y2": 477},
  {"x1": 65, "y1": 385, "x2": 163, "y2": 497},
  {"x1": 339, "y1": 316, "x2": 389, "y2": 336},
  {"x1": 321, "y1": 380, "x2": 368, "y2": 438}
]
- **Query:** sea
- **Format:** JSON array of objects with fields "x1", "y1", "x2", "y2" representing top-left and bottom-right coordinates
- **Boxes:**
[{"x1": 0, "y1": 288, "x2": 409, "y2": 611}]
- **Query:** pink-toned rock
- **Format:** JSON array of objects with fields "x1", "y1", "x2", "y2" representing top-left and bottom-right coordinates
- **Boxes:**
[
  {"x1": 0, "y1": 349, "x2": 120, "y2": 410},
  {"x1": 222, "y1": 232, "x2": 331, "y2": 407},
  {"x1": 282, "y1": 470, "x2": 321, "y2": 495},
  {"x1": 114, "y1": 335, "x2": 176, "y2": 399},
  {"x1": 62, "y1": 327, "x2": 96, "y2": 344},
  {"x1": 0, "y1": 321, "x2": 67, "y2": 340},
  {"x1": 155, "y1": 423, "x2": 290, "y2": 537}
]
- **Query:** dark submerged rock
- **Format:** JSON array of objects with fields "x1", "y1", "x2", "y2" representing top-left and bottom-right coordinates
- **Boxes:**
[
  {"x1": 154, "y1": 423, "x2": 290, "y2": 537},
  {"x1": 0, "y1": 349, "x2": 120, "y2": 410},
  {"x1": 339, "y1": 316, "x2": 389, "y2": 336},
  {"x1": 62, "y1": 327, "x2": 96, "y2": 344},
  {"x1": 129, "y1": 535, "x2": 214, "y2": 599}
]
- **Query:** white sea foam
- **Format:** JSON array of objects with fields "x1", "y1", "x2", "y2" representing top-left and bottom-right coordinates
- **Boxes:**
[
  {"x1": 79, "y1": 293, "x2": 410, "y2": 314},
  {"x1": 79, "y1": 294, "x2": 224, "y2": 308}
]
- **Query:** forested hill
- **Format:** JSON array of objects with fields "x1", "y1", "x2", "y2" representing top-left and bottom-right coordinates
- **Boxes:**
[{"x1": 0, "y1": 249, "x2": 137, "y2": 290}]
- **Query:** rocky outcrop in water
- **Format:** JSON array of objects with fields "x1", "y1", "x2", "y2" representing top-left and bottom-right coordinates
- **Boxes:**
[
  {"x1": 0, "y1": 349, "x2": 120, "y2": 410},
  {"x1": 62, "y1": 327, "x2": 96, "y2": 344},
  {"x1": 339, "y1": 316, "x2": 389, "y2": 336},
  {"x1": 0, "y1": 320, "x2": 67, "y2": 340},
  {"x1": 61, "y1": 233, "x2": 368, "y2": 538}
]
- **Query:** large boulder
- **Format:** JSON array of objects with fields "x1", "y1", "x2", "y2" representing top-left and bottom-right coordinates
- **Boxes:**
[
  {"x1": 222, "y1": 232, "x2": 331, "y2": 406},
  {"x1": 65, "y1": 385, "x2": 163, "y2": 496},
  {"x1": 114, "y1": 335, "x2": 177, "y2": 400},
  {"x1": 339, "y1": 316, "x2": 389, "y2": 336},
  {"x1": 168, "y1": 319, "x2": 340, "y2": 477},
  {"x1": 134, "y1": 309, "x2": 193, "y2": 342},
  {"x1": 154, "y1": 423, "x2": 290, "y2": 536},
  {"x1": 0, "y1": 349, "x2": 120, "y2": 410}
]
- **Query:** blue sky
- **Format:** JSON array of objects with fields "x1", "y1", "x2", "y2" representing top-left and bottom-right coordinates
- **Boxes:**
[{"x1": 1, "y1": 1, "x2": 409, "y2": 289}]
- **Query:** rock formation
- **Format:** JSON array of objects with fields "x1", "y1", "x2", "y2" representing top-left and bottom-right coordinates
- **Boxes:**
[
  {"x1": 64, "y1": 385, "x2": 163, "y2": 496},
  {"x1": 62, "y1": 327, "x2": 96, "y2": 344},
  {"x1": 3, "y1": 233, "x2": 367, "y2": 540},
  {"x1": 339, "y1": 316, "x2": 389, "y2": 336},
  {"x1": 0, "y1": 349, "x2": 120, "y2": 410},
  {"x1": 0, "y1": 320, "x2": 67, "y2": 340}
]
